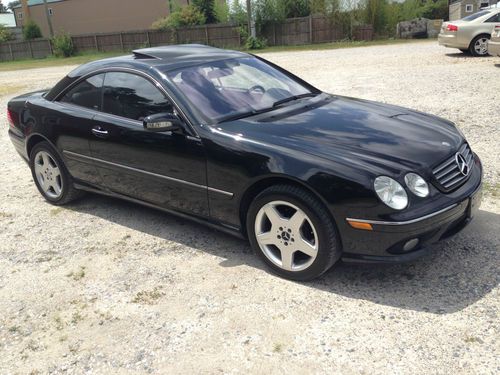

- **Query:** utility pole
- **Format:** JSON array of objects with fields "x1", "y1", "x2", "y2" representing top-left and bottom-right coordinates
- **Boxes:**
[
  {"x1": 246, "y1": 0, "x2": 255, "y2": 38},
  {"x1": 42, "y1": 0, "x2": 54, "y2": 37}
]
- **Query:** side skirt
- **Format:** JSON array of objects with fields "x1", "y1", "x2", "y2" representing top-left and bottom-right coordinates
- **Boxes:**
[{"x1": 73, "y1": 183, "x2": 246, "y2": 240}]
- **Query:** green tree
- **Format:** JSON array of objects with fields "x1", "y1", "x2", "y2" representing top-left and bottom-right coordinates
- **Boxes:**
[
  {"x1": 365, "y1": 0, "x2": 389, "y2": 35},
  {"x1": 0, "y1": 24, "x2": 13, "y2": 42},
  {"x1": 0, "y1": 1, "x2": 8, "y2": 13},
  {"x1": 229, "y1": 0, "x2": 247, "y2": 25},
  {"x1": 193, "y1": 0, "x2": 217, "y2": 24},
  {"x1": 152, "y1": 5, "x2": 206, "y2": 30},
  {"x1": 214, "y1": 0, "x2": 230, "y2": 23},
  {"x1": 8, "y1": 0, "x2": 20, "y2": 12},
  {"x1": 23, "y1": 20, "x2": 42, "y2": 39}
]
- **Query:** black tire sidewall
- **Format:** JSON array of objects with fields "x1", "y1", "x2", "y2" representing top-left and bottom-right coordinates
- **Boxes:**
[
  {"x1": 29, "y1": 142, "x2": 72, "y2": 205},
  {"x1": 247, "y1": 188, "x2": 341, "y2": 281}
]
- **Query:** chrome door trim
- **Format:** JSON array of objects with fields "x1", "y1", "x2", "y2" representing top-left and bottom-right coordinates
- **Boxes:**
[
  {"x1": 346, "y1": 204, "x2": 458, "y2": 226},
  {"x1": 63, "y1": 150, "x2": 234, "y2": 198}
]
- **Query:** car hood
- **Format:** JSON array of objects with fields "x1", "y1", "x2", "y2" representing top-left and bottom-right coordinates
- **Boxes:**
[{"x1": 217, "y1": 95, "x2": 463, "y2": 176}]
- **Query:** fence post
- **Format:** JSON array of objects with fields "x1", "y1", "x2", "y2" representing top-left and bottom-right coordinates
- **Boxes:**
[
  {"x1": 8, "y1": 43, "x2": 14, "y2": 61},
  {"x1": 205, "y1": 25, "x2": 209, "y2": 45},
  {"x1": 273, "y1": 24, "x2": 276, "y2": 46},
  {"x1": 309, "y1": 15, "x2": 313, "y2": 43},
  {"x1": 94, "y1": 35, "x2": 99, "y2": 51},
  {"x1": 47, "y1": 39, "x2": 53, "y2": 56},
  {"x1": 119, "y1": 32, "x2": 124, "y2": 51},
  {"x1": 28, "y1": 41, "x2": 34, "y2": 58},
  {"x1": 146, "y1": 31, "x2": 151, "y2": 47}
]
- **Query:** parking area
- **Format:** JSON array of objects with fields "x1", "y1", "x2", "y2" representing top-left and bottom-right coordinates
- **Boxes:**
[{"x1": 0, "y1": 40, "x2": 498, "y2": 373}]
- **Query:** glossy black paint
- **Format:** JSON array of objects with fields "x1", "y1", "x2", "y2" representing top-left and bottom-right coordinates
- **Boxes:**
[{"x1": 7, "y1": 45, "x2": 482, "y2": 261}]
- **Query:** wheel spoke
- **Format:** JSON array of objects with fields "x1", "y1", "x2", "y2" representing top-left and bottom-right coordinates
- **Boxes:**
[
  {"x1": 41, "y1": 152, "x2": 50, "y2": 166},
  {"x1": 256, "y1": 231, "x2": 277, "y2": 246},
  {"x1": 34, "y1": 162, "x2": 44, "y2": 176},
  {"x1": 280, "y1": 248, "x2": 294, "y2": 271},
  {"x1": 51, "y1": 166, "x2": 61, "y2": 177},
  {"x1": 295, "y1": 237, "x2": 318, "y2": 257},
  {"x1": 288, "y1": 209, "x2": 306, "y2": 232},
  {"x1": 263, "y1": 204, "x2": 283, "y2": 226}
]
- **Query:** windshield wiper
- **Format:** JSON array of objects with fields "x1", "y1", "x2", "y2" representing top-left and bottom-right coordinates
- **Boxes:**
[
  {"x1": 272, "y1": 92, "x2": 319, "y2": 108},
  {"x1": 216, "y1": 107, "x2": 278, "y2": 123}
]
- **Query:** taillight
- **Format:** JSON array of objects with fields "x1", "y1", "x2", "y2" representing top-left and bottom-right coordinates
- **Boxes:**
[
  {"x1": 7, "y1": 109, "x2": 15, "y2": 128},
  {"x1": 446, "y1": 24, "x2": 458, "y2": 32}
]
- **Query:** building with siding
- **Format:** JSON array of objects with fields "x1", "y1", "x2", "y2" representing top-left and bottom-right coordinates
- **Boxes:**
[{"x1": 13, "y1": 0, "x2": 189, "y2": 37}]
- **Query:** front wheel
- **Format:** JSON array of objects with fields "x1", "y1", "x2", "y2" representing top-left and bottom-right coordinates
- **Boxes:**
[
  {"x1": 247, "y1": 185, "x2": 341, "y2": 281},
  {"x1": 469, "y1": 35, "x2": 490, "y2": 56}
]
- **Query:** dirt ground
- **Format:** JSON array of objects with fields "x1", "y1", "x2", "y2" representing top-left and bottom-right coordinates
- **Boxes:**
[{"x1": 0, "y1": 41, "x2": 499, "y2": 374}]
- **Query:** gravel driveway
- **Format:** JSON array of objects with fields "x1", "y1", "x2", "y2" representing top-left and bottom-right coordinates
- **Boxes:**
[{"x1": 0, "y1": 41, "x2": 498, "y2": 374}]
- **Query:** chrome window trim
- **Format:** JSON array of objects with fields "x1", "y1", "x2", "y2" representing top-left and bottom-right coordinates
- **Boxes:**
[
  {"x1": 63, "y1": 150, "x2": 234, "y2": 198},
  {"x1": 346, "y1": 204, "x2": 458, "y2": 226}
]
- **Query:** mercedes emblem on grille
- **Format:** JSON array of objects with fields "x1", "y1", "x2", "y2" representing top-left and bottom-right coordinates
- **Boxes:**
[{"x1": 455, "y1": 153, "x2": 470, "y2": 176}]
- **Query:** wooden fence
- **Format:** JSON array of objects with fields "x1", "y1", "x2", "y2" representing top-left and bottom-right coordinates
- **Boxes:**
[
  {"x1": 0, "y1": 18, "x2": 372, "y2": 62},
  {"x1": 0, "y1": 23, "x2": 242, "y2": 62},
  {"x1": 261, "y1": 16, "x2": 373, "y2": 46}
]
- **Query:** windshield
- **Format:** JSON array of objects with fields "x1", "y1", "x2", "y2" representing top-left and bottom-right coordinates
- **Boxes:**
[
  {"x1": 461, "y1": 10, "x2": 491, "y2": 21},
  {"x1": 166, "y1": 57, "x2": 313, "y2": 123}
]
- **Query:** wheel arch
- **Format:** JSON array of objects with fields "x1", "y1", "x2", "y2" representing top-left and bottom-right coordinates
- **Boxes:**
[
  {"x1": 26, "y1": 133, "x2": 56, "y2": 159},
  {"x1": 238, "y1": 175, "x2": 335, "y2": 237}
]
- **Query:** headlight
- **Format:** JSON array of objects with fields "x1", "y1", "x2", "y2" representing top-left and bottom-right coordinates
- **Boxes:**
[
  {"x1": 374, "y1": 176, "x2": 408, "y2": 210},
  {"x1": 404, "y1": 173, "x2": 429, "y2": 197}
]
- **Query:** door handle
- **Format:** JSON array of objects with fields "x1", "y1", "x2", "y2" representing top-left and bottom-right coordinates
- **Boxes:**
[{"x1": 92, "y1": 126, "x2": 109, "y2": 138}]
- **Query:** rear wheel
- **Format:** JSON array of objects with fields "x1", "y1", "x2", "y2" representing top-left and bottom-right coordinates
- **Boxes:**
[
  {"x1": 469, "y1": 35, "x2": 490, "y2": 56},
  {"x1": 29, "y1": 142, "x2": 83, "y2": 205},
  {"x1": 247, "y1": 185, "x2": 341, "y2": 281}
]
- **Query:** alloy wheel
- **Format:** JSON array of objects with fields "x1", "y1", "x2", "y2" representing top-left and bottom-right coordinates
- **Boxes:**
[
  {"x1": 474, "y1": 38, "x2": 489, "y2": 56},
  {"x1": 254, "y1": 200, "x2": 319, "y2": 272},
  {"x1": 34, "y1": 151, "x2": 63, "y2": 199}
]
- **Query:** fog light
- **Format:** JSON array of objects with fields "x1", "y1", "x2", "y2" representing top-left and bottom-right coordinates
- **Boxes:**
[{"x1": 403, "y1": 238, "x2": 419, "y2": 252}]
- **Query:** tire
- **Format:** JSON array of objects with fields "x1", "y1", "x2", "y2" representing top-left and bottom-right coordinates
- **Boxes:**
[
  {"x1": 29, "y1": 141, "x2": 84, "y2": 205},
  {"x1": 247, "y1": 184, "x2": 341, "y2": 281},
  {"x1": 469, "y1": 34, "x2": 490, "y2": 56}
]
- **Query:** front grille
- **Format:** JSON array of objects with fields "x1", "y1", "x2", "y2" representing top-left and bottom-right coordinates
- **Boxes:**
[{"x1": 432, "y1": 143, "x2": 474, "y2": 192}]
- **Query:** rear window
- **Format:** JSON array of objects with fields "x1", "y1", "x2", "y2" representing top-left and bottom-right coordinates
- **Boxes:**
[
  {"x1": 60, "y1": 74, "x2": 104, "y2": 110},
  {"x1": 461, "y1": 10, "x2": 492, "y2": 21}
]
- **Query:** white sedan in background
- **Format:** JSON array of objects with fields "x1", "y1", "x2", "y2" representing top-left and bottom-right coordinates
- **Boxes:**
[{"x1": 439, "y1": 8, "x2": 500, "y2": 56}]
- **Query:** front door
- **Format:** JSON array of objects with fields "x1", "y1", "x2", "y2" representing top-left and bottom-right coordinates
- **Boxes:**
[{"x1": 88, "y1": 71, "x2": 209, "y2": 217}]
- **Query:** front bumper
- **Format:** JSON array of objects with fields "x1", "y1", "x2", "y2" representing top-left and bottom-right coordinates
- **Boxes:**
[
  {"x1": 487, "y1": 39, "x2": 500, "y2": 57},
  {"x1": 341, "y1": 157, "x2": 483, "y2": 264}
]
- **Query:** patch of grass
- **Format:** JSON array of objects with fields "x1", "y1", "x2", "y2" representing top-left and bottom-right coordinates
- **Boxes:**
[
  {"x1": 0, "y1": 211, "x2": 13, "y2": 218},
  {"x1": 66, "y1": 266, "x2": 86, "y2": 281},
  {"x1": 255, "y1": 38, "x2": 430, "y2": 54},
  {"x1": 50, "y1": 207, "x2": 64, "y2": 216},
  {"x1": 9, "y1": 325, "x2": 20, "y2": 333},
  {"x1": 273, "y1": 343, "x2": 283, "y2": 353},
  {"x1": 0, "y1": 51, "x2": 123, "y2": 72},
  {"x1": 0, "y1": 39, "x2": 429, "y2": 72},
  {"x1": 132, "y1": 286, "x2": 165, "y2": 305},
  {"x1": 54, "y1": 315, "x2": 64, "y2": 330},
  {"x1": 464, "y1": 335, "x2": 483, "y2": 344},
  {"x1": 71, "y1": 311, "x2": 84, "y2": 325},
  {"x1": 0, "y1": 84, "x2": 26, "y2": 97}
]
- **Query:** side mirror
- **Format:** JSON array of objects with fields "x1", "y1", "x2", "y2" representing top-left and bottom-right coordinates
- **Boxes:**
[{"x1": 143, "y1": 113, "x2": 182, "y2": 132}]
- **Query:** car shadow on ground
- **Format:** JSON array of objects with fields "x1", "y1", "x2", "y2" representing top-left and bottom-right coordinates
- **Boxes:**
[{"x1": 67, "y1": 194, "x2": 499, "y2": 315}]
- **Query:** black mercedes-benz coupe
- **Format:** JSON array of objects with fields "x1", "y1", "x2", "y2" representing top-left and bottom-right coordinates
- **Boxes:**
[{"x1": 7, "y1": 44, "x2": 482, "y2": 280}]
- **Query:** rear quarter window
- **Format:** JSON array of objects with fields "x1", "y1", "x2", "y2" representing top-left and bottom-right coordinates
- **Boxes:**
[{"x1": 59, "y1": 74, "x2": 105, "y2": 111}]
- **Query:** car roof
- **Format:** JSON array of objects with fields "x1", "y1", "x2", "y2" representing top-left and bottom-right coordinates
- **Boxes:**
[{"x1": 67, "y1": 44, "x2": 249, "y2": 78}]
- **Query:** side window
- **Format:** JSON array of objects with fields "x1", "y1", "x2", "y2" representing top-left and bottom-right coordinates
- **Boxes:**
[
  {"x1": 60, "y1": 74, "x2": 104, "y2": 110},
  {"x1": 102, "y1": 72, "x2": 173, "y2": 121},
  {"x1": 485, "y1": 14, "x2": 500, "y2": 23}
]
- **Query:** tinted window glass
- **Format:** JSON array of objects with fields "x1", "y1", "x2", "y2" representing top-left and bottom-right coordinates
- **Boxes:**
[
  {"x1": 485, "y1": 13, "x2": 500, "y2": 22},
  {"x1": 103, "y1": 72, "x2": 172, "y2": 121},
  {"x1": 60, "y1": 74, "x2": 104, "y2": 110},
  {"x1": 461, "y1": 10, "x2": 491, "y2": 21}
]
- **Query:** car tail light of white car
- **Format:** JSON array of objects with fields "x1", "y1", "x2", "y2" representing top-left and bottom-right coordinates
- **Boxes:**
[
  {"x1": 493, "y1": 25, "x2": 500, "y2": 38},
  {"x1": 446, "y1": 24, "x2": 458, "y2": 32}
]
